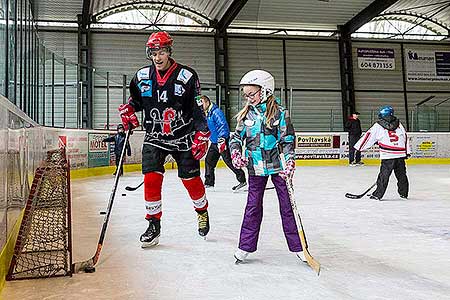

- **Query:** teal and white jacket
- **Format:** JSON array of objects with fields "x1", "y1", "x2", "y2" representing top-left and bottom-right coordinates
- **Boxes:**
[{"x1": 229, "y1": 101, "x2": 295, "y2": 176}]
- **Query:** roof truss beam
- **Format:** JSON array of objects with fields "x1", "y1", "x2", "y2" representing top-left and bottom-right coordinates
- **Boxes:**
[
  {"x1": 341, "y1": 0, "x2": 399, "y2": 34},
  {"x1": 378, "y1": 12, "x2": 450, "y2": 32},
  {"x1": 216, "y1": 0, "x2": 248, "y2": 32},
  {"x1": 93, "y1": 2, "x2": 210, "y2": 25},
  {"x1": 81, "y1": 0, "x2": 91, "y2": 27}
]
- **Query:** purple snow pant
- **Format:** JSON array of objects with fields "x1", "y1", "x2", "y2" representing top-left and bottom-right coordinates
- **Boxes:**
[{"x1": 238, "y1": 174, "x2": 302, "y2": 253}]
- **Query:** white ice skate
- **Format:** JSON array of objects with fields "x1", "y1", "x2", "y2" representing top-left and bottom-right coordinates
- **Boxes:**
[
  {"x1": 296, "y1": 251, "x2": 307, "y2": 263},
  {"x1": 141, "y1": 236, "x2": 160, "y2": 248},
  {"x1": 234, "y1": 249, "x2": 249, "y2": 263}
]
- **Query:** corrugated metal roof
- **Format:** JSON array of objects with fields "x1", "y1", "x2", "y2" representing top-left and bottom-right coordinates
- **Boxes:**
[
  {"x1": 232, "y1": 0, "x2": 375, "y2": 31},
  {"x1": 382, "y1": 0, "x2": 450, "y2": 32},
  {"x1": 90, "y1": 0, "x2": 232, "y2": 21},
  {"x1": 33, "y1": 0, "x2": 231, "y2": 22},
  {"x1": 32, "y1": 0, "x2": 450, "y2": 34},
  {"x1": 34, "y1": 0, "x2": 83, "y2": 21}
]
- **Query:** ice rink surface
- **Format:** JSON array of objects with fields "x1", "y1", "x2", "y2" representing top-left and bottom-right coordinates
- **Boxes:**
[{"x1": 3, "y1": 164, "x2": 450, "y2": 300}]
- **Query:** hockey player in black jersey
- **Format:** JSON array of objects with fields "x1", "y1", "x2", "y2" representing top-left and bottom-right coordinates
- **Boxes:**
[{"x1": 118, "y1": 31, "x2": 211, "y2": 247}]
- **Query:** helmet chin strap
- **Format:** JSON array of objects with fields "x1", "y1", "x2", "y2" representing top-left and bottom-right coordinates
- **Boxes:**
[{"x1": 258, "y1": 88, "x2": 270, "y2": 104}]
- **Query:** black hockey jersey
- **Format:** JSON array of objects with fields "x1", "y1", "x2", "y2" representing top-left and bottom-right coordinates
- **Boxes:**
[{"x1": 128, "y1": 60, "x2": 208, "y2": 151}]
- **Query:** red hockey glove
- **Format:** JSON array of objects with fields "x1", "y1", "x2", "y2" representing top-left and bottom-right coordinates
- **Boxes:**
[
  {"x1": 279, "y1": 159, "x2": 295, "y2": 181},
  {"x1": 218, "y1": 137, "x2": 227, "y2": 153},
  {"x1": 118, "y1": 103, "x2": 140, "y2": 131},
  {"x1": 192, "y1": 131, "x2": 211, "y2": 160},
  {"x1": 231, "y1": 149, "x2": 248, "y2": 169}
]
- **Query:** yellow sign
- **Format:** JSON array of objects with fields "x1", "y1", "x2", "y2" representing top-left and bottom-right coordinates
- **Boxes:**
[{"x1": 419, "y1": 141, "x2": 433, "y2": 151}]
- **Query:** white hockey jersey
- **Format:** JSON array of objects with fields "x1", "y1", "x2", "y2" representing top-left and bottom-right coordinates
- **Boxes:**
[{"x1": 354, "y1": 122, "x2": 411, "y2": 160}]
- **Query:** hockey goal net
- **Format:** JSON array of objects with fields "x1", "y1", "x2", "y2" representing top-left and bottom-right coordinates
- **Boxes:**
[{"x1": 7, "y1": 148, "x2": 72, "y2": 280}]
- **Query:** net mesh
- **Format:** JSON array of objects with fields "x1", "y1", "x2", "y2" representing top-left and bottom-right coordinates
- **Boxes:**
[{"x1": 7, "y1": 149, "x2": 72, "y2": 280}]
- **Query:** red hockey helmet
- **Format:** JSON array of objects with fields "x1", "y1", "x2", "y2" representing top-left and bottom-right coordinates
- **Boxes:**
[{"x1": 146, "y1": 31, "x2": 173, "y2": 51}]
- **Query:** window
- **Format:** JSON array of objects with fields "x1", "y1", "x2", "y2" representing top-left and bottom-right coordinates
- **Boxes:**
[
  {"x1": 354, "y1": 19, "x2": 446, "y2": 40},
  {"x1": 93, "y1": 7, "x2": 210, "y2": 32}
]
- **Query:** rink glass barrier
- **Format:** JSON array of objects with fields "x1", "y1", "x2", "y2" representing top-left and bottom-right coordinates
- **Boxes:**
[
  {"x1": 2, "y1": 93, "x2": 450, "y2": 290},
  {"x1": 0, "y1": 95, "x2": 46, "y2": 290}
]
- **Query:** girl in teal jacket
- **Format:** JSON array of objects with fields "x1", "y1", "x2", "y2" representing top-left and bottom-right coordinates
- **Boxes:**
[{"x1": 230, "y1": 70, "x2": 305, "y2": 263}]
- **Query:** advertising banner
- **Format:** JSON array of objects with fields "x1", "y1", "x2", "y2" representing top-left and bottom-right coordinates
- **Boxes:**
[
  {"x1": 357, "y1": 48, "x2": 395, "y2": 70},
  {"x1": 413, "y1": 136, "x2": 437, "y2": 158},
  {"x1": 406, "y1": 49, "x2": 450, "y2": 82},
  {"x1": 296, "y1": 135, "x2": 333, "y2": 148},
  {"x1": 88, "y1": 133, "x2": 110, "y2": 167},
  {"x1": 339, "y1": 133, "x2": 380, "y2": 160},
  {"x1": 295, "y1": 135, "x2": 341, "y2": 159},
  {"x1": 65, "y1": 133, "x2": 88, "y2": 168}
]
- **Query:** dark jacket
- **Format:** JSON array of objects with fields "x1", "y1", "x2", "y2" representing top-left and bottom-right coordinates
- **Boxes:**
[
  {"x1": 103, "y1": 133, "x2": 131, "y2": 157},
  {"x1": 206, "y1": 103, "x2": 230, "y2": 144},
  {"x1": 345, "y1": 117, "x2": 362, "y2": 136}
]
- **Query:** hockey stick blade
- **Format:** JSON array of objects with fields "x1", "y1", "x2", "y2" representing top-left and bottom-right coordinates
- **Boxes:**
[
  {"x1": 286, "y1": 179, "x2": 321, "y2": 275},
  {"x1": 345, "y1": 183, "x2": 376, "y2": 199},
  {"x1": 72, "y1": 243, "x2": 102, "y2": 273},
  {"x1": 299, "y1": 230, "x2": 321, "y2": 275},
  {"x1": 72, "y1": 259, "x2": 94, "y2": 273},
  {"x1": 125, "y1": 180, "x2": 144, "y2": 191}
]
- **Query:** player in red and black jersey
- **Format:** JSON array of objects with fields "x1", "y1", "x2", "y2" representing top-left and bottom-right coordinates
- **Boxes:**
[{"x1": 118, "y1": 31, "x2": 211, "y2": 247}]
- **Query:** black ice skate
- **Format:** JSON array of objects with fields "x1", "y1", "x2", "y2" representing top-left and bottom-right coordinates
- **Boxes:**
[
  {"x1": 197, "y1": 210, "x2": 210, "y2": 238},
  {"x1": 140, "y1": 218, "x2": 161, "y2": 248},
  {"x1": 232, "y1": 182, "x2": 247, "y2": 192}
]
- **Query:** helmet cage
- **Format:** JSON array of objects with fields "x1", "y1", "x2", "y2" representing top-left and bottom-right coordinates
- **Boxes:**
[
  {"x1": 145, "y1": 31, "x2": 173, "y2": 59},
  {"x1": 146, "y1": 46, "x2": 172, "y2": 60}
]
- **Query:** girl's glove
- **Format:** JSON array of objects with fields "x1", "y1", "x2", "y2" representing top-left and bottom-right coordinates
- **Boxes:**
[
  {"x1": 231, "y1": 150, "x2": 248, "y2": 169},
  {"x1": 280, "y1": 159, "x2": 295, "y2": 181}
]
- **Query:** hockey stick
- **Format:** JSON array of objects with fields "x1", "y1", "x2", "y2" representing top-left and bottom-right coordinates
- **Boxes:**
[
  {"x1": 238, "y1": 186, "x2": 275, "y2": 193},
  {"x1": 286, "y1": 178, "x2": 321, "y2": 275},
  {"x1": 125, "y1": 181, "x2": 144, "y2": 191},
  {"x1": 124, "y1": 155, "x2": 173, "y2": 191},
  {"x1": 72, "y1": 128, "x2": 132, "y2": 273},
  {"x1": 345, "y1": 183, "x2": 376, "y2": 199}
]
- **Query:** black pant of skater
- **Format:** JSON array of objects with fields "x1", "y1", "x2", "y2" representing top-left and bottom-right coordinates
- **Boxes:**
[
  {"x1": 372, "y1": 158, "x2": 409, "y2": 199},
  {"x1": 205, "y1": 141, "x2": 246, "y2": 187},
  {"x1": 348, "y1": 134, "x2": 361, "y2": 164}
]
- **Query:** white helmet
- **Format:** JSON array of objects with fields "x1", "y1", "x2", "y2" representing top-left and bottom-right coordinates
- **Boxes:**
[{"x1": 239, "y1": 70, "x2": 274, "y2": 102}]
